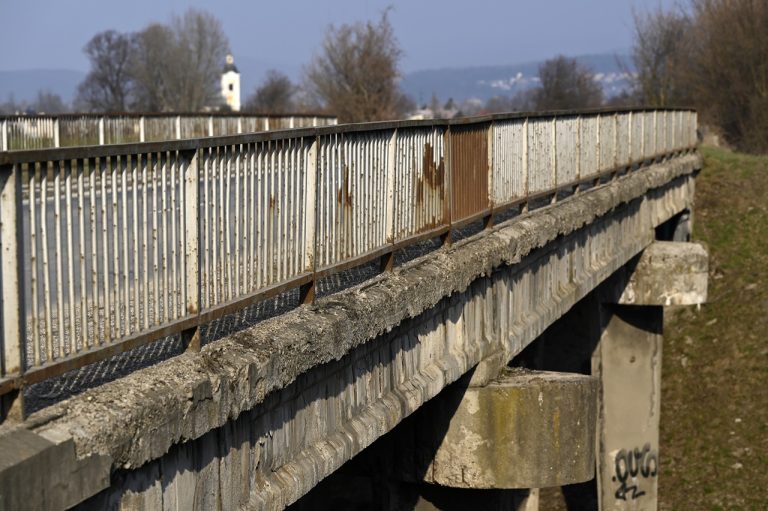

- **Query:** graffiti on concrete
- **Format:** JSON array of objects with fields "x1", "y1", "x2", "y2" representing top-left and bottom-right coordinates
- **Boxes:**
[{"x1": 612, "y1": 443, "x2": 658, "y2": 501}]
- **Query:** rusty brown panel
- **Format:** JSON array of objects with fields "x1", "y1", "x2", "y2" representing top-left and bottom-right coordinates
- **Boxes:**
[
  {"x1": 415, "y1": 140, "x2": 446, "y2": 233},
  {"x1": 450, "y1": 124, "x2": 489, "y2": 223}
]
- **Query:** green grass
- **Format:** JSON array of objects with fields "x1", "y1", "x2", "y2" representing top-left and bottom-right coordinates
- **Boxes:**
[{"x1": 659, "y1": 146, "x2": 768, "y2": 510}]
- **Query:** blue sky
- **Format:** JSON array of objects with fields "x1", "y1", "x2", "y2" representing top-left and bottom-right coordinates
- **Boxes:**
[{"x1": 0, "y1": 0, "x2": 677, "y2": 75}]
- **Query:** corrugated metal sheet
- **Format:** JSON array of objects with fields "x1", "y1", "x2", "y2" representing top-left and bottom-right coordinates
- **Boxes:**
[
  {"x1": 450, "y1": 124, "x2": 489, "y2": 222},
  {"x1": 492, "y1": 119, "x2": 526, "y2": 204}
]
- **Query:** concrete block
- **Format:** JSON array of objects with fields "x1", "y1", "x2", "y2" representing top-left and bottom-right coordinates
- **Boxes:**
[
  {"x1": 418, "y1": 369, "x2": 596, "y2": 489},
  {"x1": 619, "y1": 241, "x2": 708, "y2": 306},
  {"x1": 0, "y1": 427, "x2": 111, "y2": 511}
]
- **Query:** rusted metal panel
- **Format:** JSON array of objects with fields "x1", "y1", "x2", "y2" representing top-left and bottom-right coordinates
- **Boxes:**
[
  {"x1": 450, "y1": 124, "x2": 489, "y2": 223},
  {"x1": 392, "y1": 126, "x2": 446, "y2": 241},
  {"x1": 316, "y1": 131, "x2": 390, "y2": 269}
]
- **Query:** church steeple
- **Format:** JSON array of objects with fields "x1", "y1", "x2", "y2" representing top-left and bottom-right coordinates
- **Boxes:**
[{"x1": 221, "y1": 54, "x2": 241, "y2": 111}]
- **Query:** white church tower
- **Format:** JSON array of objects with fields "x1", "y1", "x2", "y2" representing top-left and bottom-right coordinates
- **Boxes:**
[{"x1": 221, "y1": 54, "x2": 241, "y2": 112}]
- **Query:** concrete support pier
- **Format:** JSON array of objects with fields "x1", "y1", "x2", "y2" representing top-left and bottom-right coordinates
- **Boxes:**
[
  {"x1": 416, "y1": 369, "x2": 597, "y2": 490},
  {"x1": 595, "y1": 241, "x2": 708, "y2": 510},
  {"x1": 593, "y1": 305, "x2": 663, "y2": 509}
]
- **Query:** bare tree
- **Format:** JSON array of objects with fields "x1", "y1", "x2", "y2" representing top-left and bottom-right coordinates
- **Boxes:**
[
  {"x1": 75, "y1": 30, "x2": 133, "y2": 111},
  {"x1": 129, "y1": 23, "x2": 176, "y2": 111},
  {"x1": 304, "y1": 11, "x2": 409, "y2": 122},
  {"x1": 244, "y1": 70, "x2": 296, "y2": 113},
  {"x1": 32, "y1": 91, "x2": 68, "y2": 114},
  {"x1": 689, "y1": 0, "x2": 768, "y2": 152},
  {"x1": 130, "y1": 9, "x2": 230, "y2": 111},
  {"x1": 484, "y1": 89, "x2": 536, "y2": 114},
  {"x1": 631, "y1": 8, "x2": 692, "y2": 107},
  {"x1": 169, "y1": 9, "x2": 230, "y2": 111},
  {"x1": 533, "y1": 56, "x2": 603, "y2": 111}
]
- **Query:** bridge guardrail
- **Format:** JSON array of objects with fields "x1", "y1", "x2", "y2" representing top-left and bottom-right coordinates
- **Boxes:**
[
  {"x1": 0, "y1": 107, "x2": 697, "y2": 416},
  {"x1": 0, "y1": 112, "x2": 338, "y2": 151}
]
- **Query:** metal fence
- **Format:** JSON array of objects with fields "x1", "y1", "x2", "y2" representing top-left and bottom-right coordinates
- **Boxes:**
[
  {"x1": 0, "y1": 107, "x2": 697, "y2": 416},
  {"x1": 0, "y1": 112, "x2": 338, "y2": 151}
]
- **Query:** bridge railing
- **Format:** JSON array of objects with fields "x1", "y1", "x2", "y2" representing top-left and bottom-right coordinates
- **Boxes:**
[
  {"x1": 0, "y1": 107, "x2": 697, "y2": 411},
  {"x1": 0, "y1": 112, "x2": 338, "y2": 151}
]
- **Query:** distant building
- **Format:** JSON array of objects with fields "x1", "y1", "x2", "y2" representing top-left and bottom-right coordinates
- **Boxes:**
[{"x1": 221, "y1": 54, "x2": 241, "y2": 112}]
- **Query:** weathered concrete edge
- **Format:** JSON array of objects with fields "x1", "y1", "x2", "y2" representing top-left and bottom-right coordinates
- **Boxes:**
[{"x1": 13, "y1": 153, "x2": 700, "y2": 473}]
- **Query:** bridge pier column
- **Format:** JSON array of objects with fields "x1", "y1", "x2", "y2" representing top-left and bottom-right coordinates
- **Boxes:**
[
  {"x1": 595, "y1": 241, "x2": 708, "y2": 511},
  {"x1": 593, "y1": 304, "x2": 662, "y2": 510}
]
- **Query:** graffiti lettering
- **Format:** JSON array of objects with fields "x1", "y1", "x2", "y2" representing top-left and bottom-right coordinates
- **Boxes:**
[{"x1": 612, "y1": 443, "x2": 658, "y2": 501}]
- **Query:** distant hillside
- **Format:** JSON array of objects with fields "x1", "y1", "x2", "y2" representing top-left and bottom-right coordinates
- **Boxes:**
[
  {"x1": 0, "y1": 69, "x2": 86, "y2": 104},
  {"x1": 0, "y1": 53, "x2": 634, "y2": 110},
  {"x1": 401, "y1": 53, "x2": 633, "y2": 105}
]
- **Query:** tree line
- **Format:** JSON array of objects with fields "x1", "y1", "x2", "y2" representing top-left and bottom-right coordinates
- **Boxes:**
[
  {"x1": 630, "y1": 0, "x2": 768, "y2": 153},
  {"x1": 6, "y1": 1, "x2": 763, "y2": 154}
]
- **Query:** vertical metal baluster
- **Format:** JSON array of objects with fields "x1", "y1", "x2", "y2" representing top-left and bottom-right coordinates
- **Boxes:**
[
  {"x1": 64, "y1": 160, "x2": 76, "y2": 353},
  {"x1": 42, "y1": 163, "x2": 55, "y2": 359},
  {"x1": 141, "y1": 154, "x2": 149, "y2": 329},
  {"x1": 161, "y1": 152, "x2": 168, "y2": 323},
  {"x1": 77, "y1": 160, "x2": 88, "y2": 349},
  {"x1": 260, "y1": 142, "x2": 267, "y2": 288},
  {"x1": 268, "y1": 142, "x2": 275, "y2": 285},
  {"x1": 170, "y1": 153, "x2": 178, "y2": 319},
  {"x1": 110, "y1": 156, "x2": 120, "y2": 339},
  {"x1": 234, "y1": 144, "x2": 241, "y2": 296},
  {"x1": 203, "y1": 149, "x2": 210, "y2": 308},
  {"x1": 53, "y1": 161, "x2": 65, "y2": 357},
  {"x1": 151, "y1": 153, "x2": 159, "y2": 325},
  {"x1": 99, "y1": 158, "x2": 110, "y2": 342},
  {"x1": 29, "y1": 164, "x2": 40, "y2": 364},
  {"x1": 132, "y1": 154, "x2": 140, "y2": 328},
  {"x1": 211, "y1": 147, "x2": 219, "y2": 304},
  {"x1": 248, "y1": 143, "x2": 255, "y2": 291},
  {"x1": 224, "y1": 146, "x2": 232, "y2": 300},
  {"x1": 121, "y1": 155, "x2": 130, "y2": 334}
]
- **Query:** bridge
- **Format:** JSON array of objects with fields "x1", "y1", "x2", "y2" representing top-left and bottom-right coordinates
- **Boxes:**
[
  {"x1": 0, "y1": 112, "x2": 338, "y2": 151},
  {"x1": 0, "y1": 108, "x2": 706, "y2": 511}
]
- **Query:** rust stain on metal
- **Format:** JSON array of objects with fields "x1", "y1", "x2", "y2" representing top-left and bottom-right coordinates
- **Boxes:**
[
  {"x1": 337, "y1": 163, "x2": 353, "y2": 207},
  {"x1": 415, "y1": 142, "x2": 444, "y2": 205},
  {"x1": 450, "y1": 125, "x2": 489, "y2": 222}
]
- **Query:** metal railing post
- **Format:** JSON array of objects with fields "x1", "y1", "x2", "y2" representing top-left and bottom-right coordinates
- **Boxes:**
[
  {"x1": 485, "y1": 121, "x2": 495, "y2": 229},
  {"x1": 551, "y1": 117, "x2": 558, "y2": 204},
  {"x1": 98, "y1": 117, "x2": 105, "y2": 145},
  {"x1": 139, "y1": 116, "x2": 146, "y2": 142},
  {"x1": 522, "y1": 117, "x2": 530, "y2": 213},
  {"x1": 175, "y1": 116, "x2": 182, "y2": 140},
  {"x1": 575, "y1": 115, "x2": 582, "y2": 194},
  {"x1": 264, "y1": 117, "x2": 270, "y2": 132},
  {"x1": 300, "y1": 136, "x2": 319, "y2": 304},
  {"x1": 182, "y1": 149, "x2": 201, "y2": 351},
  {"x1": 442, "y1": 125, "x2": 453, "y2": 247},
  {"x1": 381, "y1": 129, "x2": 398, "y2": 271},
  {"x1": 289, "y1": 117, "x2": 295, "y2": 129},
  {"x1": 53, "y1": 118, "x2": 60, "y2": 148},
  {"x1": 0, "y1": 163, "x2": 25, "y2": 421},
  {"x1": 0, "y1": 119, "x2": 7, "y2": 151}
]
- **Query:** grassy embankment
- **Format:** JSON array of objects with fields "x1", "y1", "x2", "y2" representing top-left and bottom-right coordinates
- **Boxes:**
[{"x1": 659, "y1": 146, "x2": 768, "y2": 510}]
